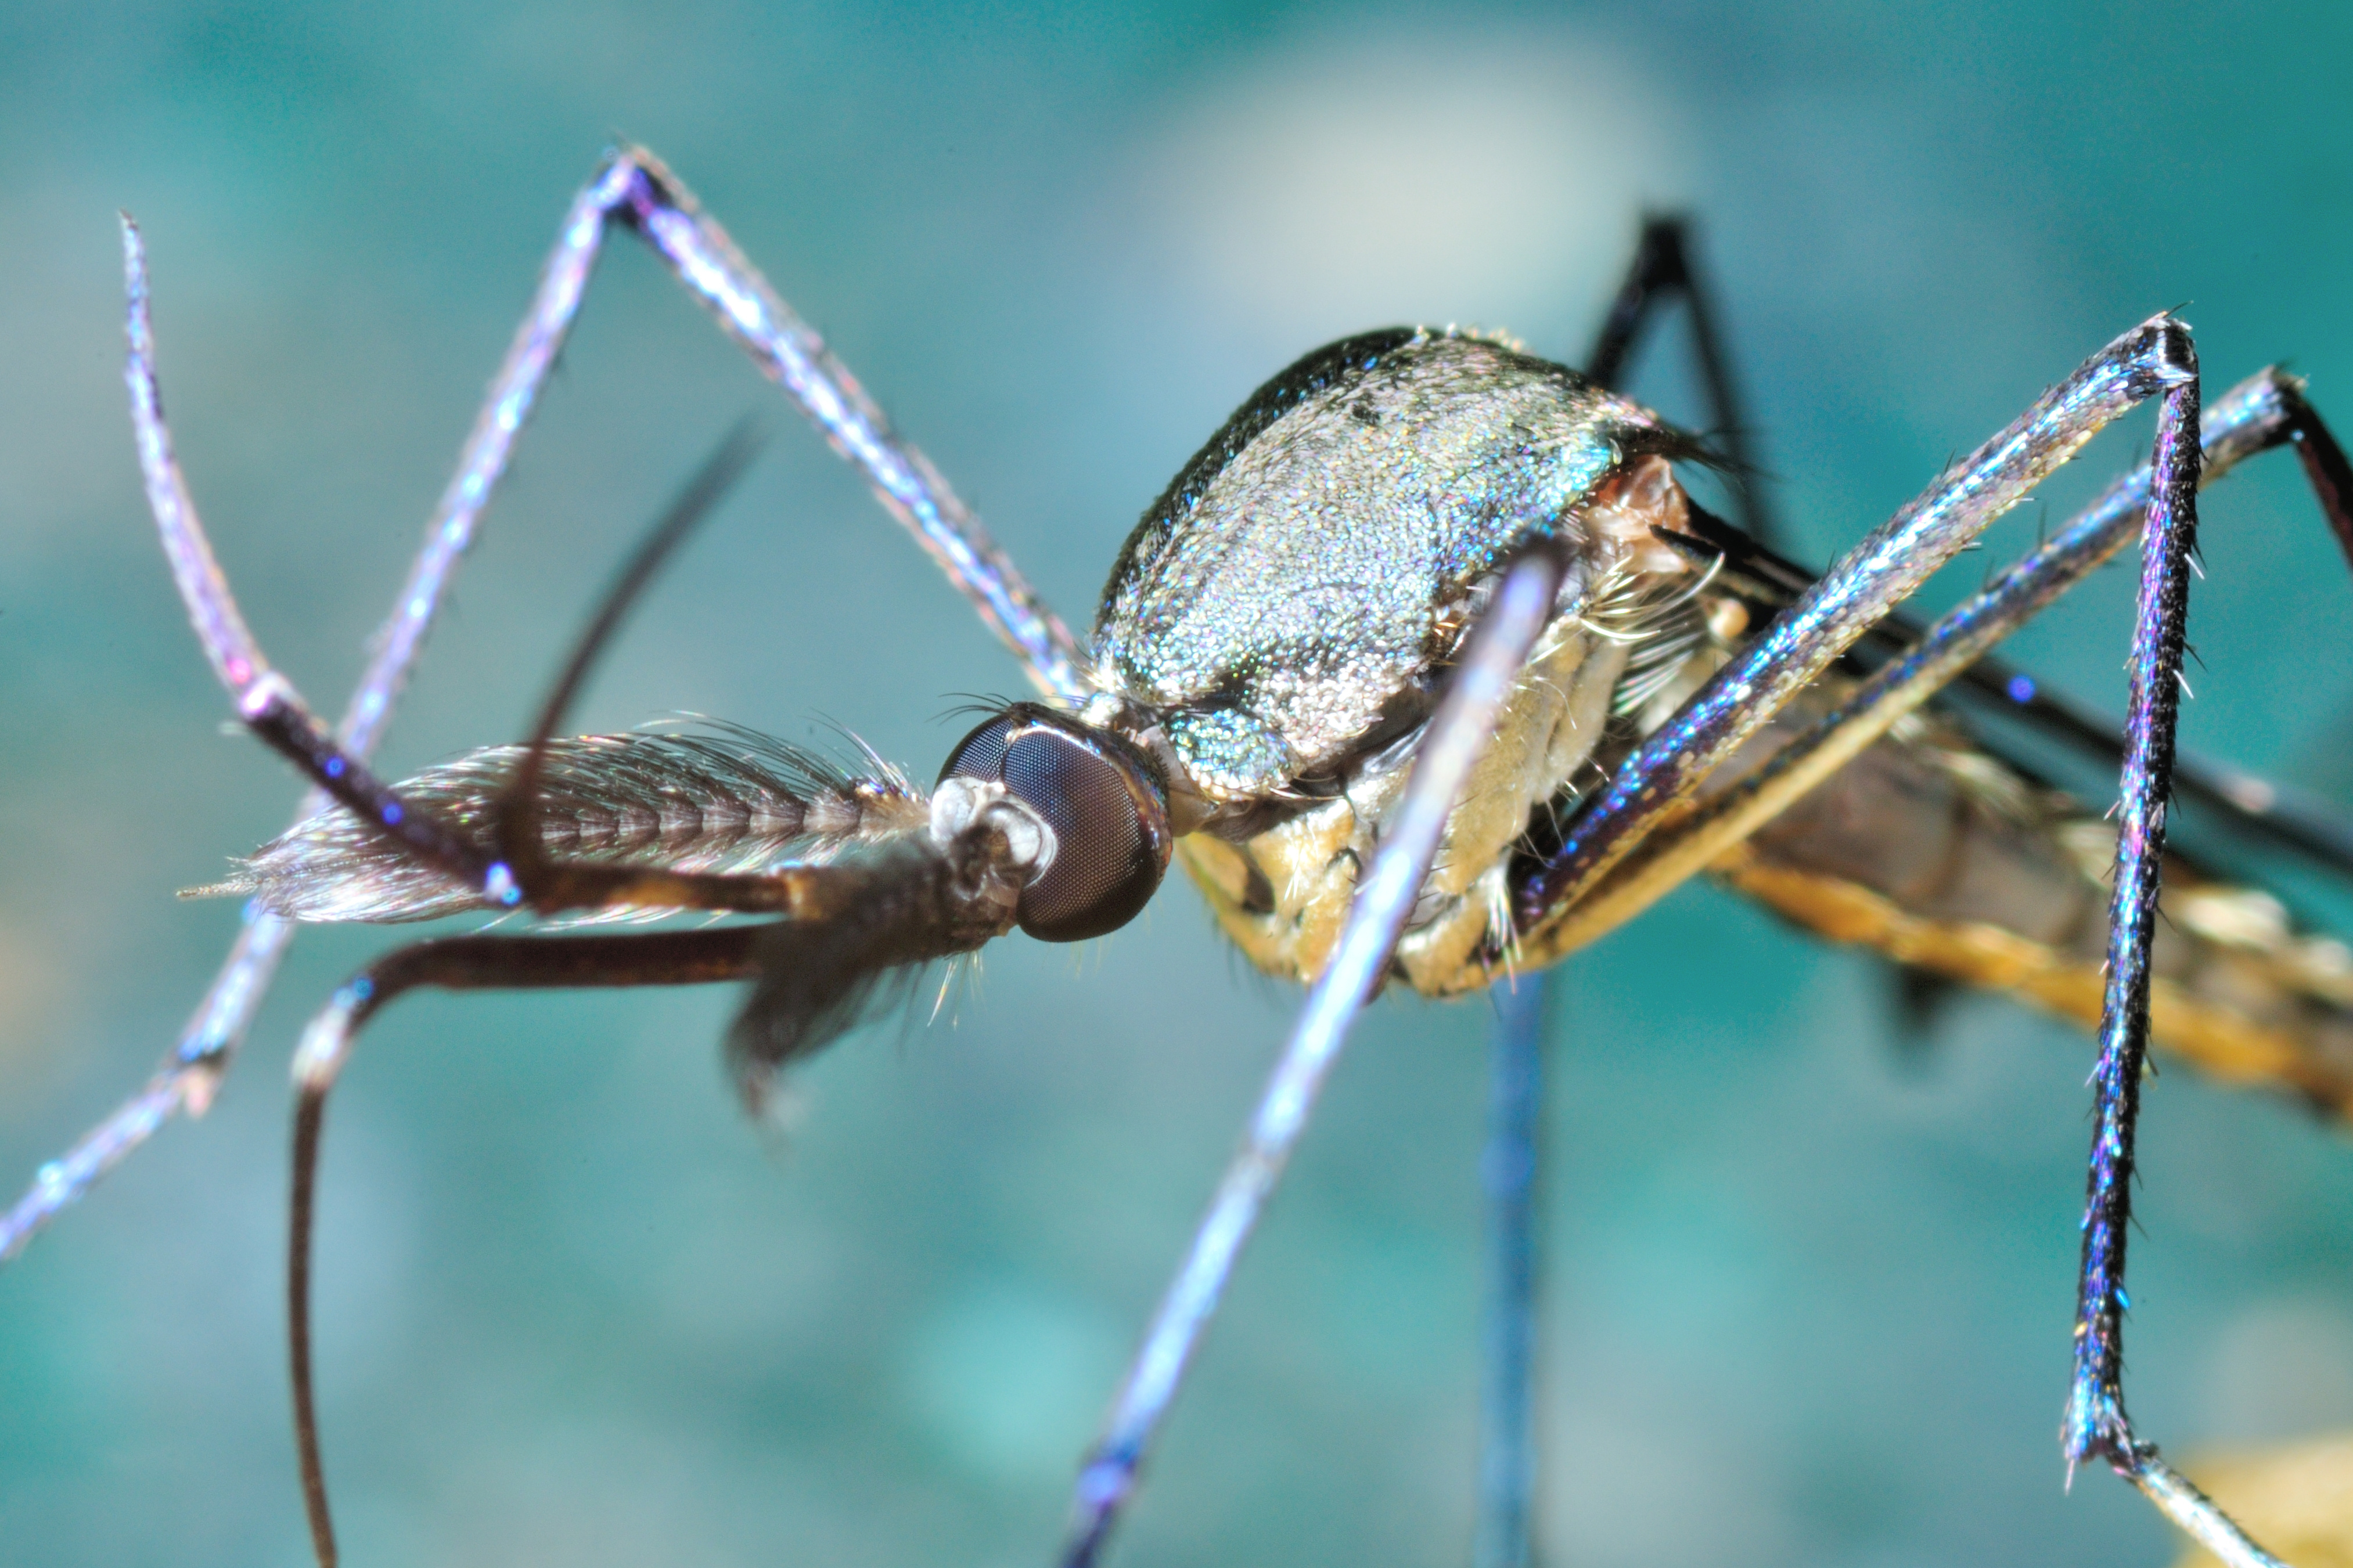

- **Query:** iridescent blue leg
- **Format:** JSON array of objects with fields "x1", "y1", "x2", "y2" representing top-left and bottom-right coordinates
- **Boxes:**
[
  {"x1": 123, "y1": 294, "x2": 843, "y2": 925},
  {"x1": 605, "y1": 147, "x2": 1087, "y2": 701},
  {"x1": 1519, "y1": 355, "x2": 2335, "y2": 1565},
  {"x1": 1057, "y1": 543, "x2": 1573, "y2": 1568},
  {"x1": 1474, "y1": 976, "x2": 1546, "y2": 1568},
  {"x1": 1514, "y1": 315, "x2": 2202, "y2": 944},
  {"x1": 1538, "y1": 366, "x2": 2334, "y2": 949},
  {"x1": 0, "y1": 175, "x2": 602, "y2": 1258},
  {"x1": 1683, "y1": 376, "x2": 2353, "y2": 877},
  {"x1": 3, "y1": 147, "x2": 1081, "y2": 1260},
  {"x1": 126, "y1": 207, "x2": 751, "y2": 905},
  {"x1": 1463, "y1": 218, "x2": 1762, "y2": 1567},
  {"x1": 2061, "y1": 369, "x2": 2289, "y2": 1566}
]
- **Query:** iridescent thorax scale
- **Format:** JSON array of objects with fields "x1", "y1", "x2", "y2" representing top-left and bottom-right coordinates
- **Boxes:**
[{"x1": 1085, "y1": 328, "x2": 1706, "y2": 992}]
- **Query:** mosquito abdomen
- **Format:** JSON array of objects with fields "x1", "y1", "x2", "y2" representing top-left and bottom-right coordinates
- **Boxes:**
[{"x1": 1718, "y1": 707, "x2": 2353, "y2": 1114}]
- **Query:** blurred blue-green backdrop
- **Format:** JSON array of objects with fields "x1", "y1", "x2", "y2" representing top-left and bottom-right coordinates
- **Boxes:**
[{"x1": 5, "y1": 4, "x2": 2353, "y2": 1565}]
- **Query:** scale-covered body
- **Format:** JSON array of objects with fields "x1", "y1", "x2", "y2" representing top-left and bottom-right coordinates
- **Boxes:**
[
  {"x1": 219, "y1": 326, "x2": 2353, "y2": 1109},
  {"x1": 1081, "y1": 328, "x2": 2353, "y2": 1106},
  {"x1": 1084, "y1": 327, "x2": 1703, "y2": 993}
]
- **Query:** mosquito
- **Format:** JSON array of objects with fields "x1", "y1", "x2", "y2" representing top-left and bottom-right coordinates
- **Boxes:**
[{"x1": 9, "y1": 146, "x2": 2353, "y2": 1568}]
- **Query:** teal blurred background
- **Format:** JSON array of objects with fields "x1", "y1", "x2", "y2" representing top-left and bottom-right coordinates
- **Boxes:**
[{"x1": 5, "y1": 4, "x2": 2353, "y2": 1565}]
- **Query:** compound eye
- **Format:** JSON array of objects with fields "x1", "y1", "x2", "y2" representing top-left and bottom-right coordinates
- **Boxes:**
[
  {"x1": 940, "y1": 706, "x2": 1171, "y2": 942},
  {"x1": 938, "y1": 711, "x2": 1019, "y2": 784}
]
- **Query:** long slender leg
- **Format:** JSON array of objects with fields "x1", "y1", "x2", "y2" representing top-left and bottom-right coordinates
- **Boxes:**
[
  {"x1": 1473, "y1": 978, "x2": 1546, "y2": 1568},
  {"x1": 2070, "y1": 369, "x2": 2204, "y2": 1469},
  {"x1": 5, "y1": 145, "x2": 1085, "y2": 1260},
  {"x1": 1514, "y1": 315, "x2": 2199, "y2": 939},
  {"x1": 2289, "y1": 383, "x2": 2353, "y2": 569},
  {"x1": 1740, "y1": 383, "x2": 2289, "y2": 1564},
  {"x1": 1664, "y1": 404, "x2": 2353, "y2": 878},
  {"x1": 1056, "y1": 543, "x2": 1571, "y2": 1567},
  {"x1": 0, "y1": 174, "x2": 595, "y2": 1256},
  {"x1": 2066, "y1": 383, "x2": 2287, "y2": 1566},
  {"x1": 117, "y1": 218, "x2": 514, "y2": 901},
  {"x1": 606, "y1": 147, "x2": 1088, "y2": 701},
  {"x1": 1837, "y1": 383, "x2": 2352, "y2": 873},
  {"x1": 118, "y1": 263, "x2": 829, "y2": 920},
  {"x1": 1527, "y1": 367, "x2": 2345, "y2": 957},
  {"x1": 1514, "y1": 356, "x2": 2352, "y2": 1559},
  {"x1": 1466, "y1": 215, "x2": 1768, "y2": 1565},
  {"x1": 278, "y1": 925, "x2": 768, "y2": 1568},
  {"x1": 1516, "y1": 370, "x2": 2348, "y2": 1563},
  {"x1": 1675, "y1": 491, "x2": 2353, "y2": 879},
  {"x1": 3, "y1": 165, "x2": 652, "y2": 1268}
]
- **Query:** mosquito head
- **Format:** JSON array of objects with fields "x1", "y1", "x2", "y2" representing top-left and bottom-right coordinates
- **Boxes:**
[{"x1": 938, "y1": 704, "x2": 1172, "y2": 942}]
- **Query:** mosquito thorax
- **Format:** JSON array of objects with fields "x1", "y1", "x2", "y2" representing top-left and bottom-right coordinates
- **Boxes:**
[
  {"x1": 937, "y1": 704, "x2": 1173, "y2": 942},
  {"x1": 1088, "y1": 326, "x2": 1708, "y2": 805}
]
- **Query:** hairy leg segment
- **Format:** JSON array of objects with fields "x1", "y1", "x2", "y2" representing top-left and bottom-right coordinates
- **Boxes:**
[{"x1": 2, "y1": 146, "x2": 1081, "y2": 1261}]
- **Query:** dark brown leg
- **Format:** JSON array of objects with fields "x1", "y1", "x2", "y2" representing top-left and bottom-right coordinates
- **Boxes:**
[{"x1": 286, "y1": 925, "x2": 767, "y2": 1568}]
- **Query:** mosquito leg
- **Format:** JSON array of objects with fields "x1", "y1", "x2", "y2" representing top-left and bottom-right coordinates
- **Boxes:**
[
  {"x1": 0, "y1": 1072, "x2": 195, "y2": 1266},
  {"x1": 601, "y1": 147, "x2": 1088, "y2": 702},
  {"x1": 2285, "y1": 377, "x2": 2353, "y2": 568},
  {"x1": 1460, "y1": 215, "x2": 1764, "y2": 1558},
  {"x1": 4, "y1": 146, "x2": 1084, "y2": 1263},
  {"x1": 128, "y1": 265, "x2": 861, "y2": 924},
  {"x1": 0, "y1": 169, "x2": 664, "y2": 1262},
  {"x1": 1056, "y1": 541, "x2": 1571, "y2": 1567},
  {"x1": 279, "y1": 924, "x2": 766, "y2": 1568},
  {"x1": 1658, "y1": 368, "x2": 2353, "y2": 878},
  {"x1": 1473, "y1": 977, "x2": 1546, "y2": 1568},
  {"x1": 2066, "y1": 376, "x2": 2294, "y2": 1566},
  {"x1": 1513, "y1": 314, "x2": 2200, "y2": 945},
  {"x1": 1584, "y1": 215, "x2": 1776, "y2": 546},
  {"x1": 1513, "y1": 355, "x2": 2322, "y2": 1559},
  {"x1": 2067, "y1": 364, "x2": 2203, "y2": 1461},
  {"x1": 2066, "y1": 365, "x2": 2293, "y2": 1567},
  {"x1": 1902, "y1": 369, "x2": 2353, "y2": 874},
  {"x1": 1459, "y1": 213, "x2": 1765, "y2": 1558},
  {"x1": 121, "y1": 217, "x2": 523, "y2": 906},
  {"x1": 1532, "y1": 366, "x2": 2340, "y2": 952}
]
